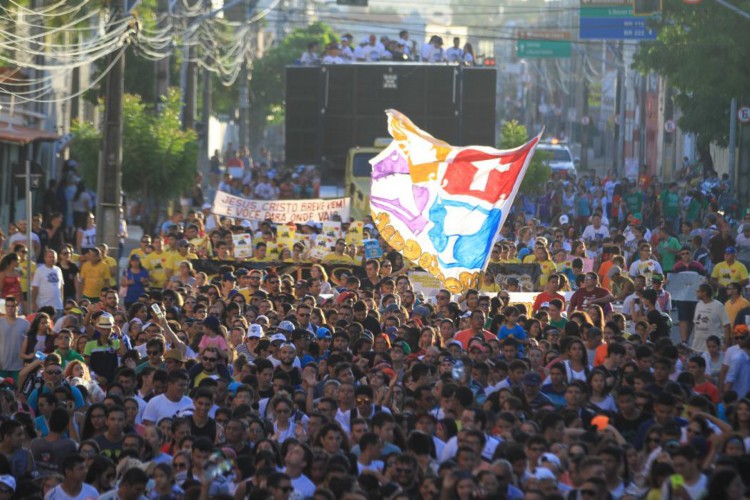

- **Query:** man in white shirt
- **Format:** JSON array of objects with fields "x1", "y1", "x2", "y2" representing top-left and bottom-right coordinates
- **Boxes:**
[
  {"x1": 629, "y1": 243, "x2": 663, "y2": 284},
  {"x1": 31, "y1": 249, "x2": 64, "y2": 313},
  {"x1": 446, "y1": 37, "x2": 463, "y2": 62},
  {"x1": 692, "y1": 283, "x2": 731, "y2": 353},
  {"x1": 581, "y1": 213, "x2": 610, "y2": 246},
  {"x1": 299, "y1": 42, "x2": 320, "y2": 65},
  {"x1": 397, "y1": 30, "x2": 413, "y2": 57},
  {"x1": 660, "y1": 445, "x2": 707, "y2": 499},
  {"x1": 142, "y1": 370, "x2": 194, "y2": 425},
  {"x1": 339, "y1": 35, "x2": 354, "y2": 61},
  {"x1": 283, "y1": 443, "x2": 316, "y2": 500}
]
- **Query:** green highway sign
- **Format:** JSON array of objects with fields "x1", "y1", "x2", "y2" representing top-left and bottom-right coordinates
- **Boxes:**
[
  {"x1": 516, "y1": 30, "x2": 572, "y2": 59},
  {"x1": 517, "y1": 40, "x2": 571, "y2": 58}
]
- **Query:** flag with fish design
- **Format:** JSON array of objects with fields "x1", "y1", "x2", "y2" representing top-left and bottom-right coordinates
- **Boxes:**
[{"x1": 370, "y1": 109, "x2": 542, "y2": 293}]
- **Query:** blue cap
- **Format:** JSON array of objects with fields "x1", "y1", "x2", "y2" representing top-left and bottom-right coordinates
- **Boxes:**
[
  {"x1": 725, "y1": 246, "x2": 737, "y2": 254},
  {"x1": 316, "y1": 327, "x2": 332, "y2": 340},
  {"x1": 222, "y1": 272, "x2": 236, "y2": 281}
]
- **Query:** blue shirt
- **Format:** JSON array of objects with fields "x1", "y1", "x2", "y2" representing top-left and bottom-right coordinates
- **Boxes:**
[
  {"x1": 498, "y1": 324, "x2": 527, "y2": 353},
  {"x1": 727, "y1": 350, "x2": 750, "y2": 400},
  {"x1": 125, "y1": 268, "x2": 150, "y2": 304}
]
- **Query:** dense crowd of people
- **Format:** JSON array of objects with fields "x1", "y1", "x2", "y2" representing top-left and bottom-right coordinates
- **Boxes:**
[
  {"x1": 299, "y1": 32, "x2": 476, "y2": 65},
  {"x1": 0, "y1": 155, "x2": 749, "y2": 500}
]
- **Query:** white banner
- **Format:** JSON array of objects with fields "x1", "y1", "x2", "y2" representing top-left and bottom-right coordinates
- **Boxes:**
[
  {"x1": 212, "y1": 190, "x2": 350, "y2": 223},
  {"x1": 666, "y1": 272, "x2": 705, "y2": 302}
]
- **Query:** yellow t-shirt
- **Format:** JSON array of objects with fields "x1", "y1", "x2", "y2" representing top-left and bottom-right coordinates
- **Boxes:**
[
  {"x1": 711, "y1": 261, "x2": 749, "y2": 287},
  {"x1": 538, "y1": 260, "x2": 558, "y2": 287},
  {"x1": 18, "y1": 260, "x2": 37, "y2": 294},
  {"x1": 142, "y1": 251, "x2": 172, "y2": 288},
  {"x1": 321, "y1": 253, "x2": 355, "y2": 265},
  {"x1": 102, "y1": 256, "x2": 118, "y2": 286},
  {"x1": 129, "y1": 248, "x2": 147, "y2": 260},
  {"x1": 170, "y1": 252, "x2": 198, "y2": 273},
  {"x1": 80, "y1": 261, "x2": 111, "y2": 298},
  {"x1": 726, "y1": 296, "x2": 750, "y2": 326}
]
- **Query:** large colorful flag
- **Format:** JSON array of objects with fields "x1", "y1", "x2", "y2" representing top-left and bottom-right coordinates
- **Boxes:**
[{"x1": 370, "y1": 109, "x2": 542, "y2": 293}]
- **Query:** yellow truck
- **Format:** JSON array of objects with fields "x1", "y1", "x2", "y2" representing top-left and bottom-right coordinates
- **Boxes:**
[{"x1": 345, "y1": 139, "x2": 389, "y2": 220}]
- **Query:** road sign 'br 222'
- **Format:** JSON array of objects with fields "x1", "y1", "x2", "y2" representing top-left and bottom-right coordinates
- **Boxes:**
[{"x1": 579, "y1": 0, "x2": 658, "y2": 40}]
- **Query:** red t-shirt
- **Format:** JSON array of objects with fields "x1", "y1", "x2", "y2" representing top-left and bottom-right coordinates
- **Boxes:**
[
  {"x1": 454, "y1": 328, "x2": 497, "y2": 349},
  {"x1": 532, "y1": 291, "x2": 565, "y2": 313},
  {"x1": 693, "y1": 381, "x2": 719, "y2": 404},
  {"x1": 568, "y1": 286, "x2": 612, "y2": 314}
]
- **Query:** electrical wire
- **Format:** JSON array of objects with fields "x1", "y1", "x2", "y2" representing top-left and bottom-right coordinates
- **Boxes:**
[{"x1": 0, "y1": 46, "x2": 125, "y2": 104}]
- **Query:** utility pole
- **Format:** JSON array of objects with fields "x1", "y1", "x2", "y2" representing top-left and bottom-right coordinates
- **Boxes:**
[
  {"x1": 581, "y1": 80, "x2": 589, "y2": 171},
  {"x1": 200, "y1": 67, "x2": 212, "y2": 171},
  {"x1": 155, "y1": 0, "x2": 170, "y2": 110},
  {"x1": 238, "y1": 0, "x2": 255, "y2": 149},
  {"x1": 96, "y1": 0, "x2": 126, "y2": 256},
  {"x1": 184, "y1": 47, "x2": 197, "y2": 130},
  {"x1": 729, "y1": 97, "x2": 737, "y2": 182},
  {"x1": 615, "y1": 42, "x2": 626, "y2": 174}
]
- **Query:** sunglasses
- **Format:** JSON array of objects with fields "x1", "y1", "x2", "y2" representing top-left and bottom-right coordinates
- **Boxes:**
[
  {"x1": 580, "y1": 490, "x2": 598, "y2": 497},
  {"x1": 173, "y1": 462, "x2": 188, "y2": 470},
  {"x1": 147, "y1": 350, "x2": 161, "y2": 356},
  {"x1": 203, "y1": 357, "x2": 218, "y2": 362},
  {"x1": 46, "y1": 370, "x2": 62, "y2": 376}
]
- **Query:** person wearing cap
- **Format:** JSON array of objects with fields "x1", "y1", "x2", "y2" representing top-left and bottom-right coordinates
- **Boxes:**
[
  {"x1": 83, "y1": 312, "x2": 125, "y2": 384},
  {"x1": 237, "y1": 324, "x2": 263, "y2": 361},
  {"x1": 220, "y1": 272, "x2": 238, "y2": 299},
  {"x1": 711, "y1": 246, "x2": 749, "y2": 294},
  {"x1": 291, "y1": 328, "x2": 315, "y2": 366},
  {"x1": 163, "y1": 348, "x2": 186, "y2": 373}
]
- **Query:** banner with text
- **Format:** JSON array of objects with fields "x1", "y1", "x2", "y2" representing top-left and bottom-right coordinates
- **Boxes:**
[{"x1": 212, "y1": 191, "x2": 350, "y2": 223}]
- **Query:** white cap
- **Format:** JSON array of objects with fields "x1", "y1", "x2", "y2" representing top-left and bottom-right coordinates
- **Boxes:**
[
  {"x1": 559, "y1": 214, "x2": 569, "y2": 225},
  {"x1": 538, "y1": 452, "x2": 562, "y2": 471},
  {"x1": 269, "y1": 333, "x2": 287, "y2": 343},
  {"x1": 201, "y1": 203, "x2": 212, "y2": 210},
  {"x1": 247, "y1": 324, "x2": 263, "y2": 338},
  {"x1": 0, "y1": 475, "x2": 15, "y2": 492},
  {"x1": 532, "y1": 467, "x2": 557, "y2": 482}
]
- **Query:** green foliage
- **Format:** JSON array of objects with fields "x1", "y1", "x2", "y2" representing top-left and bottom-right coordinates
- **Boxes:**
[
  {"x1": 633, "y1": 0, "x2": 750, "y2": 149},
  {"x1": 499, "y1": 120, "x2": 550, "y2": 196},
  {"x1": 70, "y1": 88, "x2": 198, "y2": 199},
  {"x1": 69, "y1": 119, "x2": 100, "y2": 189},
  {"x1": 250, "y1": 22, "x2": 338, "y2": 130}
]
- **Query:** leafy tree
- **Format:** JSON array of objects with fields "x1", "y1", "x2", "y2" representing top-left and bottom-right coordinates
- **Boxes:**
[
  {"x1": 70, "y1": 88, "x2": 198, "y2": 202},
  {"x1": 499, "y1": 120, "x2": 550, "y2": 196},
  {"x1": 249, "y1": 22, "x2": 338, "y2": 143},
  {"x1": 633, "y1": 0, "x2": 750, "y2": 168}
]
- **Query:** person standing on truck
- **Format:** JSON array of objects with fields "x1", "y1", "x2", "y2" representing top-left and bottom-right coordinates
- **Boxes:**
[{"x1": 300, "y1": 42, "x2": 320, "y2": 65}]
